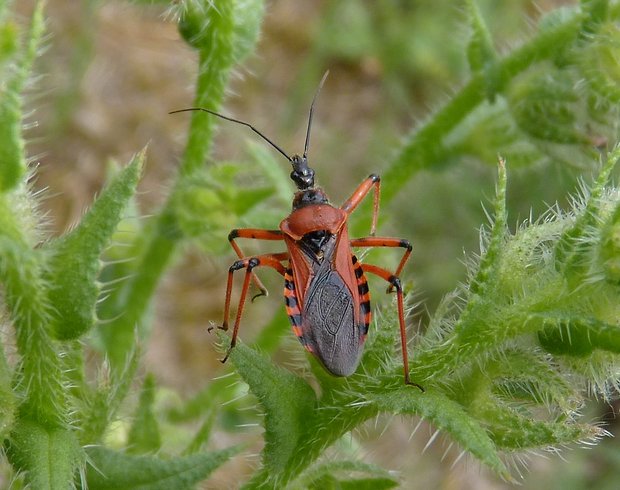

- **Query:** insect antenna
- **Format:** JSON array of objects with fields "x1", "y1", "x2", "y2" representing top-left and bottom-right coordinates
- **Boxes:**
[
  {"x1": 169, "y1": 107, "x2": 293, "y2": 163},
  {"x1": 303, "y1": 70, "x2": 329, "y2": 159},
  {"x1": 170, "y1": 71, "x2": 329, "y2": 191}
]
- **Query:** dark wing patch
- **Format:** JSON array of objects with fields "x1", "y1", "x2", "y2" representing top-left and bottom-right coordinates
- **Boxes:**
[{"x1": 302, "y1": 267, "x2": 364, "y2": 376}]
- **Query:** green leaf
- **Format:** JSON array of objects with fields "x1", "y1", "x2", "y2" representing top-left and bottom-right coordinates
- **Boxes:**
[
  {"x1": 0, "y1": 15, "x2": 18, "y2": 68},
  {"x1": 84, "y1": 445, "x2": 240, "y2": 490},
  {"x1": 596, "y1": 197, "x2": 620, "y2": 284},
  {"x1": 486, "y1": 349, "x2": 577, "y2": 412},
  {"x1": 182, "y1": 408, "x2": 216, "y2": 455},
  {"x1": 175, "y1": 1, "x2": 235, "y2": 174},
  {"x1": 367, "y1": 387, "x2": 510, "y2": 479},
  {"x1": 226, "y1": 334, "x2": 317, "y2": 474},
  {"x1": 466, "y1": 0, "x2": 499, "y2": 100},
  {"x1": 356, "y1": 304, "x2": 402, "y2": 380},
  {"x1": 167, "y1": 311, "x2": 290, "y2": 426},
  {"x1": 173, "y1": 162, "x2": 274, "y2": 251},
  {"x1": 177, "y1": 0, "x2": 233, "y2": 52},
  {"x1": 507, "y1": 68, "x2": 584, "y2": 145},
  {"x1": 580, "y1": 0, "x2": 609, "y2": 35},
  {"x1": 374, "y1": 6, "x2": 583, "y2": 209},
  {"x1": 446, "y1": 99, "x2": 545, "y2": 168},
  {"x1": 0, "y1": 205, "x2": 67, "y2": 428},
  {"x1": 555, "y1": 147, "x2": 620, "y2": 275},
  {"x1": 127, "y1": 373, "x2": 161, "y2": 455},
  {"x1": 468, "y1": 158, "x2": 507, "y2": 297},
  {"x1": 0, "y1": 341, "x2": 16, "y2": 441},
  {"x1": 577, "y1": 20, "x2": 620, "y2": 105},
  {"x1": 46, "y1": 150, "x2": 145, "y2": 340},
  {"x1": 308, "y1": 476, "x2": 398, "y2": 490},
  {"x1": 537, "y1": 314, "x2": 620, "y2": 357},
  {"x1": 101, "y1": 0, "x2": 267, "y2": 374},
  {"x1": 232, "y1": 0, "x2": 266, "y2": 64},
  {"x1": 245, "y1": 140, "x2": 293, "y2": 206},
  {"x1": 477, "y1": 398, "x2": 601, "y2": 450},
  {"x1": 79, "y1": 342, "x2": 140, "y2": 445},
  {"x1": 6, "y1": 418, "x2": 83, "y2": 489},
  {"x1": 95, "y1": 185, "x2": 143, "y2": 327},
  {"x1": 293, "y1": 460, "x2": 399, "y2": 490},
  {"x1": 0, "y1": 2, "x2": 44, "y2": 192},
  {"x1": 251, "y1": 308, "x2": 290, "y2": 354}
]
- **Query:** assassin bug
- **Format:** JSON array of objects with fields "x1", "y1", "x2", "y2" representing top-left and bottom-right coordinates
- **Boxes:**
[{"x1": 171, "y1": 74, "x2": 423, "y2": 390}]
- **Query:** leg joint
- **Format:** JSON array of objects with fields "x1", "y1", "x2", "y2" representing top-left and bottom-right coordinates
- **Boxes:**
[
  {"x1": 228, "y1": 229, "x2": 239, "y2": 241},
  {"x1": 369, "y1": 173, "x2": 380, "y2": 183},
  {"x1": 388, "y1": 275, "x2": 402, "y2": 291},
  {"x1": 248, "y1": 257, "x2": 260, "y2": 270},
  {"x1": 230, "y1": 257, "x2": 260, "y2": 272},
  {"x1": 229, "y1": 260, "x2": 245, "y2": 272},
  {"x1": 399, "y1": 239, "x2": 412, "y2": 251}
]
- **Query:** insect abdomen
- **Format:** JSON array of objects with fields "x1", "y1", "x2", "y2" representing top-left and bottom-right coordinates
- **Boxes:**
[
  {"x1": 284, "y1": 268, "x2": 305, "y2": 342},
  {"x1": 352, "y1": 255, "x2": 371, "y2": 339},
  {"x1": 301, "y1": 267, "x2": 364, "y2": 376}
]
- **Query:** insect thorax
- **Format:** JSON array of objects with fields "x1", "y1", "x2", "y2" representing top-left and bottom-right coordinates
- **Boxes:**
[
  {"x1": 292, "y1": 188, "x2": 329, "y2": 210},
  {"x1": 299, "y1": 230, "x2": 334, "y2": 261}
]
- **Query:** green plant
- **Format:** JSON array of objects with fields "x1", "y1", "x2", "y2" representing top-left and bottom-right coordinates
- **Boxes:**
[
  {"x1": 0, "y1": 0, "x2": 259, "y2": 487},
  {"x1": 1, "y1": 0, "x2": 620, "y2": 488}
]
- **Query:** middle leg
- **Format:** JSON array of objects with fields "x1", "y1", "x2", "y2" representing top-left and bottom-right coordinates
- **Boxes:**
[
  {"x1": 350, "y1": 236, "x2": 412, "y2": 290},
  {"x1": 218, "y1": 252, "x2": 287, "y2": 362},
  {"x1": 228, "y1": 228, "x2": 284, "y2": 299}
]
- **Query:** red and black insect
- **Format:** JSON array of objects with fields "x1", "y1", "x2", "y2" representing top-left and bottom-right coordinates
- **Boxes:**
[{"x1": 172, "y1": 75, "x2": 423, "y2": 389}]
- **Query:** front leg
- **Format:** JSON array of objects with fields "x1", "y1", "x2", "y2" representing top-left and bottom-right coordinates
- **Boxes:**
[
  {"x1": 228, "y1": 228, "x2": 284, "y2": 300},
  {"x1": 340, "y1": 174, "x2": 381, "y2": 235}
]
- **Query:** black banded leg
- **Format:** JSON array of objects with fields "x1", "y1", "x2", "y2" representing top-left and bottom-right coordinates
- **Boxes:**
[
  {"x1": 218, "y1": 254, "x2": 286, "y2": 363},
  {"x1": 361, "y1": 263, "x2": 424, "y2": 392},
  {"x1": 349, "y1": 236, "x2": 412, "y2": 293},
  {"x1": 227, "y1": 228, "x2": 285, "y2": 300}
]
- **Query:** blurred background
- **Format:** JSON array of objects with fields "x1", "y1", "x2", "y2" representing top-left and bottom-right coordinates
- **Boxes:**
[{"x1": 12, "y1": 0, "x2": 620, "y2": 488}]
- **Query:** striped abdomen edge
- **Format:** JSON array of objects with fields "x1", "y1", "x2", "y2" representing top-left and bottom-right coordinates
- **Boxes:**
[
  {"x1": 283, "y1": 267, "x2": 313, "y2": 352},
  {"x1": 352, "y1": 255, "x2": 371, "y2": 340}
]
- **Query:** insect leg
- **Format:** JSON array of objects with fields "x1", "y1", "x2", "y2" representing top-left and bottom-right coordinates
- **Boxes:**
[
  {"x1": 350, "y1": 236, "x2": 412, "y2": 292},
  {"x1": 219, "y1": 253, "x2": 287, "y2": 363},
  {"x1": 360, "y1": 263, "x2": 424, "y2": 391},
  {"x1": 228, "y1": 228, "x2": 284, "y2": 300},
  {"x1": 340, "y1": 174, "x2": 381, "y2": 235}
]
